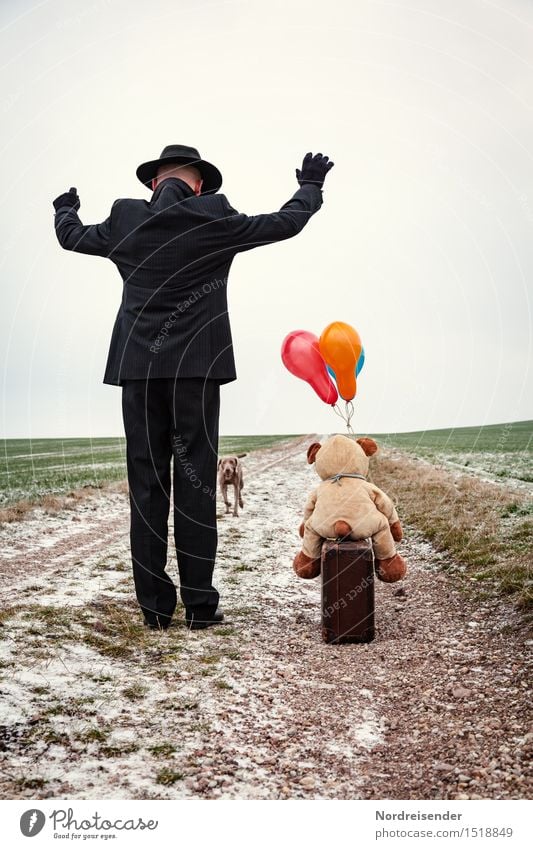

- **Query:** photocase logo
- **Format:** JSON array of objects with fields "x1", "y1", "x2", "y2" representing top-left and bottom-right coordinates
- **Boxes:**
[{"x1": 20, "y1": 809, "x2": 46, "y2": 837}]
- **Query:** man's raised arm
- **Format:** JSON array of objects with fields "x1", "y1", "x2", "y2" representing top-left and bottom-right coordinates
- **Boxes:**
[
  {"x1": 53, "y1": 187, "x2": 116, "y2": 257},
  {"x1": 220, "y1": 152, "x2": 334, "y2": 253}
]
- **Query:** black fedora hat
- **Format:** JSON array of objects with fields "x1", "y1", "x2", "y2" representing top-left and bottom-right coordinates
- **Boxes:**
[{"x1": 136, "y1": 144, "x2": 222, "y2": 194}]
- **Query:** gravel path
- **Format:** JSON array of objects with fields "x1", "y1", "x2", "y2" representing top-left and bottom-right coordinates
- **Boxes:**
[{"x1": 0, "y1": 436, "x2": 531, "y2": 799}]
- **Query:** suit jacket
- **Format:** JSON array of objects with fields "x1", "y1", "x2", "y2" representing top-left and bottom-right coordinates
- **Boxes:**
[{"x1": 54, "y1": 177, "x2": 324, "y2": 386}]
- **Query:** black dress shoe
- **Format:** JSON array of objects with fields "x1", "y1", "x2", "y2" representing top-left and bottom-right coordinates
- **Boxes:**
[
  {"x1": 186, "y1": 608, "x2": 225, "y2": 631},
  {"x1": 143, "y1": 618, "x2": 170, "y2": 631}
]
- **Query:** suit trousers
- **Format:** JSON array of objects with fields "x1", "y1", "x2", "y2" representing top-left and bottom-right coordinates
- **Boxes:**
[{"x1": 121, "y1": 377, "x2": 221, "y2": 627}]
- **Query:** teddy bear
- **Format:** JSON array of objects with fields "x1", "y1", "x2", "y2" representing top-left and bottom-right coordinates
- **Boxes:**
[{"x1": 293, "y1": 434, "x2": 407, "y2": 583}]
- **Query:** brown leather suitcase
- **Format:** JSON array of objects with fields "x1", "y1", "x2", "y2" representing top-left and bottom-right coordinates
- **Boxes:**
[{"x1": 321, "y1": 539, "x2": 375, "y2": 644}]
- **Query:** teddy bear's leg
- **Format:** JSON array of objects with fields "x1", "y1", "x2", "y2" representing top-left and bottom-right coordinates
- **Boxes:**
[
  {"x1": 293, "y1": 522, "x2": 322, "y2": 579},
  {"x1": 372, "y1": 525, "x2": 407, "y2": 583},
  {"x1": 375, "y1": 553, "x2": 407, "y2": 582}
]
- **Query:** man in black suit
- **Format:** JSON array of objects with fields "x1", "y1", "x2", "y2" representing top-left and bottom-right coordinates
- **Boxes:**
[{"x1": 53, "y1": 145, "x2": 334, "y2": 630}]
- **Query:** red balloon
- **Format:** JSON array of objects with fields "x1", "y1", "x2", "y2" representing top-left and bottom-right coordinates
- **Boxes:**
[{"x1": 281, "y1": 330, "x2": 338, "y2": 405}]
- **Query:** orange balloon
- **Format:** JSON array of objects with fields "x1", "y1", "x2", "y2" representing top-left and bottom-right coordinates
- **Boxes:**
[{"x1": 319, "y1": 321, "x2": 362, "y2": 401}]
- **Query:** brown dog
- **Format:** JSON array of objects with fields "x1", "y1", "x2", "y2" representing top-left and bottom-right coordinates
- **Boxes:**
[{"x1": 218, "y1": 454, "x2": 246, "y2": 516}]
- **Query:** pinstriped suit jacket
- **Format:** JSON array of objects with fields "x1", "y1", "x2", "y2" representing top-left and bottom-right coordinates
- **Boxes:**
[{"x1": 54, "y1": 177, "x2": 323, "y2": 386}]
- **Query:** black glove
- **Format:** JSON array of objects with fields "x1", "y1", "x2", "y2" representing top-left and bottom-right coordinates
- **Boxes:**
[
  {"x1": 53, "y1": 187, "x2": 80, "y2": 212},
  {"x1": 296, "y1": 152, "x2": 334, "y2": 189}
]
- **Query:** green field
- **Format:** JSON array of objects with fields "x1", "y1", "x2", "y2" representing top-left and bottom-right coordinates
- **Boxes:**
[
  {"x1": 0, "y1": 434, "x2": 299, "y2": 508},
  {"x1": 2, "y1": 422, "x2": 531, "y2": 509},
  {"x1": 373, "y1": 420, "x2": 532, "y2": 453},
  {"x1": 372, "y1": 420, "x2": 533, "y2": 484}
]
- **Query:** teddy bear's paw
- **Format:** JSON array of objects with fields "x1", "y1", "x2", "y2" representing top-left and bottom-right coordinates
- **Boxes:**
[
  {"x1": 298, "y1": 521, "x2": 305, "y2": 538},
  {"x1": 375, "y1": 553, "x2": 407, "y2": 583},
  {"x1": 293, "y1": 551, "x2": 321, "y2": 579},
  {"x1": 390, "y1": 520, "x2": 403, "y2": 542}
]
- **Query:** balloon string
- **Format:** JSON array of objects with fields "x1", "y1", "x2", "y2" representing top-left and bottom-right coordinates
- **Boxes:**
[
  {"x1": 332, "y1": 403, "x2": 345, "y2": 423},
  {"x1": 345, "y1": 400, "x2": 355, "y2": 433},
  {"x1": 332, "y1": 400, "x2": 355, "y2": 433}
]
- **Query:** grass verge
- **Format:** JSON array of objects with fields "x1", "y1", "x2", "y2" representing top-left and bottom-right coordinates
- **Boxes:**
[{"x1": 372, "y1": 450, "x2": 532, "y2": 611}]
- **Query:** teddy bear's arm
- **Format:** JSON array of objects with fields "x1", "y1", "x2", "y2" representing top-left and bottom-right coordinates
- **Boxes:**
[
  {"x1": 303, "y1": 488, "x2": 318, "y2": 521},
  {"x1": 371, "y1": 485, "x2": 400, "y2": 525},
  {"x1": 298, "y1": 488, "x2": 318, "y2": 539}
]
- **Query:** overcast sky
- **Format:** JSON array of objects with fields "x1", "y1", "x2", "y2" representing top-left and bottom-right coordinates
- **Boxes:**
[{"x1": 1, "y1": 0, "x2": 532, "y2": 438}]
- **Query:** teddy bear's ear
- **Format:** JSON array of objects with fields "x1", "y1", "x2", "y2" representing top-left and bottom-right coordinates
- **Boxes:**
[
  {"x1": 356, "y1": 437, "x2": 378, "y2": 456},
  {"x1": 306, "y1": 442, "x2": 322, "y2": 464}
]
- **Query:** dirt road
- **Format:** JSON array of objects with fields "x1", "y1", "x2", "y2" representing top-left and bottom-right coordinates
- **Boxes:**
[{"x1": 0, "y1": 436, "x2": 531, "y2": 799}]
